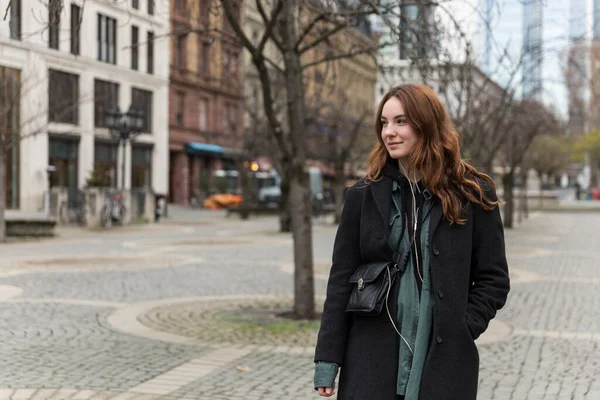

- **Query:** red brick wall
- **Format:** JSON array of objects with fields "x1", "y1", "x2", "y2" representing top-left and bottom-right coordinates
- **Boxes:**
[{"x1": 168, "y1": 9, "x2": 244, "y2": 204}]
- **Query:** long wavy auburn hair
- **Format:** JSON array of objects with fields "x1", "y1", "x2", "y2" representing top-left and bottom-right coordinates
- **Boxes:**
[{"x1": 367, "y1": 84, "x2": 498, "y2": 224}]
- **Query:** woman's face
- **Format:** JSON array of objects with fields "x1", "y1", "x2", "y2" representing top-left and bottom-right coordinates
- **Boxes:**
[{"x1": 380, "y1": 96, "x2": 419, "y2": 163}]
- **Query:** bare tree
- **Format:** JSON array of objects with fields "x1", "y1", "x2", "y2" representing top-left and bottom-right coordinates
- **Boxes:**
[
  {"x1": 305, "y1": 98, "x2": 371, "y2": 223},
  {"x1": 218, "y1": 0, "x2": 530, "y2": 317},
  {"x1": 0, "y1": 66, "x2": 20, "y2": 243},
  {"x1": 497, "y1": 100, "x2": 560, "y2": 228},
  {"x1": 384, "y1": 50, "x2": 525, "y2": 175},
  {"x1": 216, "y1": 0, "x2": 395, "y2": 319}
]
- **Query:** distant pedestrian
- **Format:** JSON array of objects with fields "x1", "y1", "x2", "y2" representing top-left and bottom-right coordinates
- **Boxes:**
[
  {"x1": 313, "y1": 84, "x2": 510, "y2": 400},
  {"x1": 574, "y1": 182, "x2": 581, "y2": 201}
]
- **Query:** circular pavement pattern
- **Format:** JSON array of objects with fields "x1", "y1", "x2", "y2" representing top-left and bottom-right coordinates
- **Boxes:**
[{"x1": 138, "y1": 297, "x2": 325, "y2": 347}]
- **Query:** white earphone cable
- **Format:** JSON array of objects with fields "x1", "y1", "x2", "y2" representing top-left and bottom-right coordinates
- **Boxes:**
[{"x1": 385, "y1": 266, "x2": 414, "y2": 355}]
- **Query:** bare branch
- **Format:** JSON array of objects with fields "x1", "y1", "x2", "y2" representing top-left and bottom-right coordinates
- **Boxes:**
[
  {"x1": 3, "y1": 0, "x2": 11, "y2": 21},
  {"x1": 301, "y1": 43, "x2": 378, "y2": 71},
  {"x1": 256, "y1": 0, "x2": 285, "y2": 51},
  {"x1": 295, "y1": 12, "x2": 328, "y2": 51},
  {"x1": 298, "y1": 22, "x2": 349, "y2": 55},
  {"x1": 221, "y1": 0, "x2": 259, "y2": 58}
]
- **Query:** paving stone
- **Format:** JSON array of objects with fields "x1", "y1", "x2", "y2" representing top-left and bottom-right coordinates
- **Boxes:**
[{"x1": 0, "y1": 212, "x2": 598, "y2": 399}]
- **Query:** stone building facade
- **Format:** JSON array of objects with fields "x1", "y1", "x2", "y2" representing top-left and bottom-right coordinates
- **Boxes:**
[{"x1": 168, "y1": 1, "x2": 244, "y2": 205}]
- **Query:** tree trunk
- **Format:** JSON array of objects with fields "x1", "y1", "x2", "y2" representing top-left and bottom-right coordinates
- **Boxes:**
[
  {"x1": 240, "y1": 161, "x2": 252, "y2": 205},
  {"x1": 289, "y1": 168, "x2": 315, "y2": 319},
  {"x1": 0, "y1": 148, "x2": 6, "y2": 243},
  {"x1": 280, "y1": 0, "x2": 315, "y2": 319},
  {"x1": 333, "y1": 165, "x2": 345, "y2": 225},
  {"x1": 502, "y1": 172, "x2": 515, "y2": 229},
  {"x1": 539, "y1": 185, "x2": 544, "y2": 209},
  {"x1": 279, "y1": 168, "x2": 291, "y2": 232},
  {"x1": 518, "y1": 168, "x2": 528, "y2": 223},
  {"x1": 521, "y1": 169, "x2": 529, "y2": 219}
]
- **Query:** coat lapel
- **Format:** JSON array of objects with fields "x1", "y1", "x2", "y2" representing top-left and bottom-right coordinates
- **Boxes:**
[
  {"x1": 370, "y1": 177, "x2": 393, "y2": 229},
  {"x1": 428, "y1": 199, "x2": 444, "y2": 244}
]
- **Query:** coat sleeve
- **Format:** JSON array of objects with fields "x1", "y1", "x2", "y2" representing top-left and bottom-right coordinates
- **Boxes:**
[
  {"x1": 314, "y1": 185, "x2": 363, "y2": 366},
  {"x1": 466, "y1": 186, "x2": 510, "y2": 340}
]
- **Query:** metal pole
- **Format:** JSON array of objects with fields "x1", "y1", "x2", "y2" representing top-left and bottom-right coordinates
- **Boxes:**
[{"x1": 121, "y1": 138, "x2": 126, "y2": 190}]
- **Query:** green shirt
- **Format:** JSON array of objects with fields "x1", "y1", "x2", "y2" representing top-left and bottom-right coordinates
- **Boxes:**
[{"x1": 389, "y1": 180, "x2": 435, "y2": 399}]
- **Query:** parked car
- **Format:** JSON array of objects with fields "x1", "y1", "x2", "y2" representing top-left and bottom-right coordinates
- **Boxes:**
[{"x1": 257, "y1": 167, "x2": 324, "y2": 209}]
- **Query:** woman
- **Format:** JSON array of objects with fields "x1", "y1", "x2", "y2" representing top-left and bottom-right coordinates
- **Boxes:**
[{"x1": 313, "y1": 85, "x2": 510, "y2": 400}]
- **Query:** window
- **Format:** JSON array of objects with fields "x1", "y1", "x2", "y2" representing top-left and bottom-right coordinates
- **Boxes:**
[
  {"x1": 9, "y1": 0, "x2": 21, "y2": 40},
  {"x1": 132, "y1": 0, "x2": 139, "y2": 9},
  {"x1": 198, "y1": 98, "x2": 208, "y2": 130},
  {"x1": 0, "y1": 66, "x2": 21, "y2": 209},
  {"x1": 222, "y1": 50, "x2": 230, "y2": 75},
  {"x1": 94, "y1": 79, "x2": 119, "y2": 128},
  {"x1": 131, "y1": 145, "x2": 152, "y2": 188},
  {"x1": 49, "y1": 138, "x2": 79, "y2": 188},
  {"x1": 221, "y1": 49, "x2": 238, "y2": 76},
  {"x1": 98, "y1": 13, "x2": 117, "y2": 64},
  {"x1": 94, "y1": 142, "x2": 118, "y2": 187},
  {"x1": 231, "y1": 106, "x2": 238, "y2": 131},
  {"x1": 131, "y1": 25, "x2": 139, "y2": 70},
  {"x1": 314, "y1": 70, "x2": 323, "y2": 83},
  {"x1": 225, "y1": 104, "x2": 238, "y2": 131},
  {"x1": 176, "y1": 92, "x2": 185, "y2": 127},
  {"x1": 200, "y1": 0, "x2": 210, "y2": 24},
  {"x1": 147, "y1": 31, "x2": 155, "y2": 74},
  {"x1": 175, "y1": 0, "x2": 186, "y2": 13},
  {"x1": 131, "y1": 88, "x2": 153, "y2": 133},
  {"x1": 49, "y1": 0, "x2": 61, "y2": 49},
  {"x1": 230, "y1": 52, "x2": 238, "y2": 76},
  {"x1": 175, "y1": 33, "x2": 187, "y2": 69},
  {"x1": 70, "y1": 4, "x2": 81, "y2": 55},
  {"x1": 49, "y1": 69, "x2": 79, "y2": 124},
  {"x1": 148, "y1": 0, "x2": 154, "y2": 15},
  {"x1": 200, "y1": 42, "x2": 210, "y2": 75}
]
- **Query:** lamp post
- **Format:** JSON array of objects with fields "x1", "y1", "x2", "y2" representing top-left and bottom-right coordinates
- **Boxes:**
[{"x1": 105, "y1": 105, "x2": 145, "y2": 190}]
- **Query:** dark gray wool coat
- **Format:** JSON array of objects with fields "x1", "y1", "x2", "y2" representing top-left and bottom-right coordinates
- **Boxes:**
[{"x1": 314, "y1": 174, "x2": 510, "y2": 400}]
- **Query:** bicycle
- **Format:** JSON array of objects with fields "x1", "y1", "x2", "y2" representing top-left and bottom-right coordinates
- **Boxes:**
[{"x1": 100, "y1": 192, "x2": 127, "y2": 228}]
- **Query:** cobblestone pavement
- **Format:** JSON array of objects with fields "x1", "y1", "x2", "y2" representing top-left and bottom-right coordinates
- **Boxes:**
[{"x1": 0, "y1": 210, "x2": 599, "y2": 399}]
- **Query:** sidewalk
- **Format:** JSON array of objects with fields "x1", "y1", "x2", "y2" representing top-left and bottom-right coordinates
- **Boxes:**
[
  {"x1": 163, "y1": 204, "x2": 229, "y2": 223},
  {"x1": 0, "y1": 211, "x2": 598, "y2": 399}
]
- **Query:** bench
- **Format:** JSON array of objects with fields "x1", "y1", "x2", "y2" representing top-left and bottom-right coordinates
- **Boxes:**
[
  {"x1": 5, "y1": 211, "x2": 57, "y2": 237},
  {"x1": 6, "y1": 218, "x2": 56, "y2": 237}
]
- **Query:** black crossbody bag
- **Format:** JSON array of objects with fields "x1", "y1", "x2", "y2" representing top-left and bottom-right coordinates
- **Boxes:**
[{"x1": 345, "y1": 248, "x2": 411, "y2": 316}]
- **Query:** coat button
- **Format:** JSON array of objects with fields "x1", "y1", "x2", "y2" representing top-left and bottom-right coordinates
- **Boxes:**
[
  {"x1": 436, "y1": 335, "x2": 443, "y2": 344},
  {"x1": 433, "y1": 247, "x2": 440, "y2": 256},
  {"x1": 438, "y1": 289, "x2": 444, "y2": 299}
]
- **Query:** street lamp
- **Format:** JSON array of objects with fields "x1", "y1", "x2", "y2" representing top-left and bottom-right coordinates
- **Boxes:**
[{"x1": 105, "y1": 104, "x2": 145, "y2": 189}]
